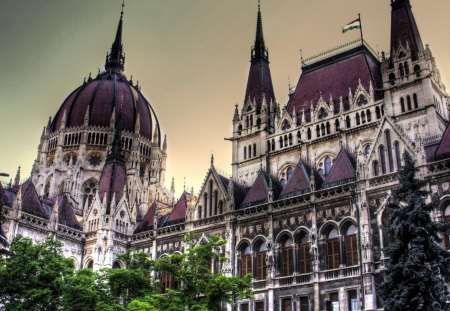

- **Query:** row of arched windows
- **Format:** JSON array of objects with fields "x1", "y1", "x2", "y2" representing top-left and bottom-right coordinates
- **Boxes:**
[
  {"x1": 88, "y1": 218, "x2": 99, "y2": 232},
  {"x1": 140, "y1": 143, "x2": 151, "y2": 157},
  {"x1": 355, "y1": 109, "x2": 372, "y2": 126},
  {"x1": 87, "y1": 132, "x2": 107, "y2": 145},
  {"x1": 116, "y1": 219, "x2": 128, "y2": 233},
  {"x1": 373, "y1": 130, "x2": 402, "y2": 176},
  {"x1": 64, "y1": 132, "x2": 82, "y2": 146},
  {"x1": 400, "y1": 94, "x2": 418, "y2": 113},
  {"x1": 47, "y1": 137, "x2": 58, "y2": 151},
  {"x1": 243, "y1": 143, "x2": 257, "y2": 160},
  {"x1": 197, "y1": 181, "x2": 224, "y2": 219}
]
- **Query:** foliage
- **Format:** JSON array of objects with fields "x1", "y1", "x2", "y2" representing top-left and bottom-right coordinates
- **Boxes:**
[{"x1": 378, "y1": 152, "x2": 450, "y2": 311}]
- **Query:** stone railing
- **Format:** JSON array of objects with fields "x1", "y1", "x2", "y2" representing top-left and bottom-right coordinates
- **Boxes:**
[{"x1": 320, "y1": 266, "x2": 360, "y2": 281}]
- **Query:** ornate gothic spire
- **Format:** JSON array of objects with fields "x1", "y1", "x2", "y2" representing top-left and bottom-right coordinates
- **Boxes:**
[
  {"x1": 105, "y1": 1, "x2": 125, "y2": 73},
  {"x1": 251, "y1": 1, "x2": 269, "y2": 63}
]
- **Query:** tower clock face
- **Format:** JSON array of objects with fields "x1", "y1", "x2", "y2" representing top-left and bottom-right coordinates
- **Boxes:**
[{"x1": 89, "y1": 154, "x2": 102, "y2": 167}]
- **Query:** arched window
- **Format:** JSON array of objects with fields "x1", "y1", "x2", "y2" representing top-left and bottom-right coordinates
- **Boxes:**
[
  {"x1": 248, "y1": 145, "x2": 252, "y2": 158},
  {"x1": 266, "y1": 141, "x2": 270, "y2": 152},
  {"x1": 281, "y1": 237, "x2": 293, "y2": 276},
  {"x1": 414, "y1": 64, "x2": 421, "y2": 77},
  {"x1": 413, "y1": 93, "x2": 418, "y2": 109},
  {"x1": 250, "y1": 115, "x2": 254, "y2": 127},
  {"x1": 335, "y1": 119, "x2": 340, "y2": 131},
  {"x1": 357, "y1": 96, "x2": 368, "y2": 106},
  {"x1": 376, "y1": 106, "x2": 381, "y2": 119},
  {"x1": 255, "y1": 242, "x2": 267, "y2": 280},
  {"x1": 198, "y1": 206, "x2": 202, "y2": 220},
  {"x1": 326, "y1": 122, "x2": 331, "y2": 134},
  {"x1": 253, "y1": 143, "x2": 257, "y2": 157},
  {"x1": 307, "y1": 128, "x2": 312, "y2": 140},
  {"x1": 284, "y1": 135, "x2": 288, "y2": 147},
  {"x1": 389, "y1": 73, "x2": 396, "y2": 85},
  {"x1": 246, "y1": 116, "x2": 249, "y2": 128},
  {"x1": 282, "y1": 120, "x2": 291, "y2": 131},
  {"x1": 318, "y1": 169, "x2": 324, "y2": 179},
  {"x1": 243, "y1": 146, "x2": 247, "y2": 160},
  {"x1": 385, "y1": 130, "x2": 394, "y2": 173},
  {"x1": 218, "y1": 200, "x2": 224, "y2": 214},
  {"x1": 240, "y1": 244, "x2": 252, "y2": 277},
  {"x1": 394, "y1": 141, "x2": 401, "y2": 171},
  {"x1": 280, "y1": 137, "x2": 283, "y2": 148},
  {"x1": 297, "y1": 233, "x2": 311, "y2": 274},
  {"x1": 399, "y1": 62, "x2": 404, "y2": 77},
  {"x1": 85, "y1": 259, "x2": 94, "y2": 270},
  {"x1": 407, "y1": 95, "x2": 412, "y2": 110},
  {"x1": 203, "y1": 193, "x2": 208, "y2": 218},
  {"x1": 344, "y1": 224, "x2": 358, "y2": 266},
  {"x1": 324, "y1": 157, "x2": 332, "y2": 176},
  {"x1": 400, "y1": 97, "x2": 405, "y2": 112},
  {"x1": 356, "y1": 113, "x2": 361, "y2": 125},
  {"x1": 288, "y1": 134, "x2": 293, "y2": 146},
  {"x1": 271, "y1": 139, "x2": 275, "y2": 151},
  {"x1": 404, "y1": 61, "x2": 409, "y2": 76},
  {"x1": 44, "y1": 175, "x2": 52, "y2": 198},
  {"x1": 238, "y1": 124, "x2": 242, "y2": 134},
  {"x1": 326, "y1": 228, "x2": 341, "y2": 269},
  {"x1": 379, "y1": 145, "x2": 387, "y2": 174},
  {"x1": 83, "y1": 179, "x2": 97, "y2": 207},
  {"x1": 208, "y1": 181, "x2": 213, "y2": 216},
  {"x1": 361, "y1": 111, "x2": 366, "y2": 123},
  {"x1": 444, "y1": 206, "x2": 450, "y2": 250},
  {"x1": 297, "y1": 131, "x2": 301, "y2": 142},
  {"x1": 346, "y1": 116, "x2": 351, "y2": 128},
  {"x1": 373, "y1": 161, "x2": 379, "y2": 177},
  {"x1": 112, "y1": 261, "x2": 122, "y2": 269},
  {"x1": 364, "y1": 145, "x2": 371, "y2": 157},
  {"x1": 318, "y1": 108, "x2": 328, "y2": 119},
  {"x1": 366, "y1": 109, "x2": 372, "y2": 122},
  {"x1": 287, "y1": 167, "x2": 294, "y2": 181},
  {"x1": 321, "y1": 124, "x2": 326, "y2": 136},
  {"x1": 213, "y1": 190, "x2": 219, "y2": 215},
  {"x1": 316, "y1": 125, "x2": 320, "y2": 138}
]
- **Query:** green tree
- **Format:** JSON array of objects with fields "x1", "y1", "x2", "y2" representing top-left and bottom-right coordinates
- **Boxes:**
[
  {"x1": 0, "y1": 236, "x2": 74, "y2": 311},
  {"x1": 379, "y1": 152, "x2": 450, "y2": 311}
]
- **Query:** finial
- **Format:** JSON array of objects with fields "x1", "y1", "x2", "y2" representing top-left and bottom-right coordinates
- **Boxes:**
[
  {"x1": 183, "y1": 177, "x2": 186, "y2": 192},
  {"x1": 121, "y1": 0, "x2": 125, "y2": 18},
  {"x1": 258, "y1": 0, "x2": 261, "y2": 10},
  {"x1": 14, "y1": 166, "x2": 21, "y2": 187},
  {"x1": 211, "y1": 153, "x2": 215, "y2": 166}
]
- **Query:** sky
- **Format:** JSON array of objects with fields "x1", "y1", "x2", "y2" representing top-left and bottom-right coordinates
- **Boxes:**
[{"x1": 1, "y1": 0, "x2": 450, "y2": 197}]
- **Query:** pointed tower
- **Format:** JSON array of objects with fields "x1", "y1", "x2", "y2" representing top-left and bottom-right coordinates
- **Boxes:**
[{"x1": 105, "y1": 3, "x2": 125, "y2": 73}]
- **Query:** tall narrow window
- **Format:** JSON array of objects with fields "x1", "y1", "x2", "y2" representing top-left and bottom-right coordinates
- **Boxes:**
[
  {"x1": 255, "y1": 302, "x2": 265, "y2": 311},
  {"x1": 241, "y1": 245, "x2": 252, "y2": 277},
  {"x1": 326, "y1": 228, "x2": 341, "y2": 269},
  {"x1": 255, "y1": 242, "x2": 267, "y2": 280},
  {"x1": 375, "y1": 106, "x2": 381, "y2": 119},
  {"x1": 213, "y1": 190, "x2": 218, "y2": 215},
  {"x1": 288, "y1": 134, "x2": 293, "y2": 146},
  {"x1": 373, "y1": 161, "x2": 379, "y2": 177},
  {"x1": 407, "y1": 95, "x2": 412, "y2": 110},
  {"x1": 348, "y1": 290, "x2": 359, "y2": 311},
  {"x1": 280, "y1": 137, "x2": 283, "y2": 148},
  {"x1": 307, "y1": 128, "x2": 311, "y2": 140},
  {"x1": 253, "y1": 143, "x2": 257, "y2": 157},
  {"x1": 326, "y1": 122, "x2": 331, "y2": 134},
  {"x1": 394, "y1": 141, "x2": 401, "y2": 171},
  {"x1": 244, "y1": 146, "x2": 247, "y2": 160},
  {"x1": 248, "y1": 145, "x2": 252, "y2": 158},
  {"x1": 281, "y1": 238, "x2": 294, "y2": 276},
  {"x1": 444, "y1": 206, "x2": 450, "y2": 250},
  {"x1": 404, "y1": 61, "x2": 410, "y2": 76},
  {"x1": 366, "y1": 109, "x2": 371, "y2": 122},
  {"x1": 356, "y1": 113, "x2": 361, "y2": 125},
  {"x1": 361, "y1": 111, "x2": 366, "y2": 123},
  {"x1": 203, "y1": 193, "x2": 208, "y2": 218},
  {"x1": 297, "y1": 233, "x2": 311, "y2": 274},
  {"x1": 335, "y1": 119, "x2": 340, "y2": 131},
  {"x1": 282, "y1": 298, "x2": 292, "y2": 311},
  {"x1": 345, "y1": 225, "x2": 358, "y2": 266},
  {"x1": 400, "y1": 97, "x2": 405, "y2": 112},
  {"x1": 209, "y1": 181, "x2": 213, "y2": 217},
  {"x1": 316, "y1": 125, "x2": 320, "y2": 137},
  {"x1": 385, "y1": 130, "x2": 394, "y2": 173},
  {"x1": 266, "y1": 141, "x2": 270, "y2": 152},
  {"x1": 346, "y1": 116, "x2": 351, "y2": 128},
  {"x1": 271, "y1": 139, "x2": 275, "y2": 151},
  {"x1": 324, "y1": 157, "x2": 332, "y2": 176},
  {"x1": 287, "y1": 167, "x2": 294, "y2": 181},
  {"x1": 321, "y1": 124, "x2": 326, "y2": 136},
  {"x1": 300, "y1": 297, "x2": 309, "y2": 311},
  {"x1": 198, "y1": 206, "x2": 202, "y2": 220},
  {"x1": 399, "y1": 62, "x2": 404, "y2": 77},
  {"x1": 413, "y1": 93, "x2": 418, "y2": 109},
  {"x1": 379, "y1": 145, "x2": 387, "y2": 174}
]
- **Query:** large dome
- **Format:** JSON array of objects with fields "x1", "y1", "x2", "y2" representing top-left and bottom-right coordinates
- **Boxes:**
[
  {"x1": 50, "y1": 11, "x2": 160, "y2": 144},
  {"x1": 51, "y1": 72, "x2": 160, "y2": 143}
]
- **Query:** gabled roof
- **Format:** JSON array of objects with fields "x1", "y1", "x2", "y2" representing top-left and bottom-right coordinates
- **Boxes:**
[
  {"x1": 134, "y1": 202, "x2": 156, "y2": 233},
  {"x1": 240, "y1": 172, "x2": 282, "y2": 209},
  {"x1": 21, "y1": 181, "x2": 49, "y2": 219},
  {"x1": 166, "y1": 192, "x2": 188, "y2": 225},
  {"x1": 280, "y1": 160, "x2": 322, "y2": 198},
  {"x1": 57, "y1": 195, "x2": 81, "y2": 230},
  {"x1": 323, "y1": 149, "x2": 357, "y2": 188},
  {"x1": 287, "y1": 45, "x2": 381, "y2": 123},
  {"x1": 434, "y1": 122, "x2": 450, "y2": 161}
]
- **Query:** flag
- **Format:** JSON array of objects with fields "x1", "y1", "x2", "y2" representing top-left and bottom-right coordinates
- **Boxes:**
[{"x1": 342, "y1": 18, "x2": 361, "y2": 33}]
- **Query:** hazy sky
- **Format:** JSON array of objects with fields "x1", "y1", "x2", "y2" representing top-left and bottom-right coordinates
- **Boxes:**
[{"x1": 1, "y1": 0, "x2": 450, "y2": 197}]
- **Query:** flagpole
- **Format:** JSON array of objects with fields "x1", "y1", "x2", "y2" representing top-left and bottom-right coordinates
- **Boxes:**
[{"x1": 359, "y1": 13, "x2": 364, "y2": 45}]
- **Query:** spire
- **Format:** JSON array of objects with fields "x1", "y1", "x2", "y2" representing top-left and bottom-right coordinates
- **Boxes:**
[
  {"x1": 170, "y1": 177, "x2": 175, "y2": 196},
  {"x1": 107, "y1": 109, "x2": 125, "y2": 165},
  {"x1": 251, "y1": 0, "x2": 268, "y2": 63},
  {"x1": 390, "y1": 0, "x2": 423, "y2": 60},
  {"x1": 14, "y1": 166, "x2": 21, "y2": 187},
  {"x1": 105, "y1": 1, "x2": 125, "y2": 73}
]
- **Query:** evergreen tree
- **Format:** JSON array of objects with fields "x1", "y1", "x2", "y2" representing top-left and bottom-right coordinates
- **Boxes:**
[{"x1": 378, "y1": 152, "x2": 450, "y2": 311}]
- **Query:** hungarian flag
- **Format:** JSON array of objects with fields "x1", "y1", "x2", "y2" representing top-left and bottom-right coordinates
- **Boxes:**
[{"x1": 342, "y1": 18, "x2": 361, "y2": 33}]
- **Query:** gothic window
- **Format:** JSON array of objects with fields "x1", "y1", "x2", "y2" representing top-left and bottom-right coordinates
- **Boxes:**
[
  {"x1": 203, "y1": 193, "x2": 208, "y2": 218},
  {"x1": 321, "y1": 124, "x2": 325, "y2": 136},
  {"x1": 64, "y1": 153, "x2": 77, "y2": 166},
  {"x1": 318, "y1": 169, "x2": 324, "y2": 179},
  {"x1": 316, "y1": 125, "x2": 320, "y2": 138},
  {"x1": 366, "y1": 109, "x2": 372, "y2": 122},
  {"x1": 400, "y1": 97, "x2": 405, "y2": 112},
  {"x1": 361, "y1": 111, "x2": 366, "y2": 123},
  {"x1": 364, "y1": 145, "x2": 371, "y2": 157},
  {"x1": 288, "y1": 133, "x2": 293, "y2": 145},
  {"x1": 407, "y1": 95, "x2": 412, "y2": 110},
  {"x1": 394, "y1": 141, "x2": 401, "y2": 171},
  {"x1": 279, "y1": 137, "x2": 283, "y2": 148},
  {"x1": 208, "y1": 181, "x2": 213, "y2": 216},
  {"x1": 282, "y1": 120, "x2": 291, "y2": 131},
  {"x1": 286, "y1": 167, "x2": 294, "y2": 182},
  {"x1": 382, "y1": 210, "x2": 394, "y2": 250},
  {"x1": 357, "y1": 96, "x2": 368, "y2": 106},
  {"x1": 373, "y1": 161, "x2": 379, "y2": 176},
  {"x1": 356, "y1": 113, "x2": 361, "y2": 125},
  {"x1": 241, "y1": 244, "x2": 252, "y2": 276},
  {"x1": 218, "y1": 200, "x2": 223, "y2": 214},
  {"x1": 324, "y1": 156, "x2": 332, "y2": 176},
  {"x1": 404, "y1": 61, "x2": 410, "y2": 76},
  {"x1": 326, "y1": 122, "x2": 331, "y2": 134},
  {"x1": 280, "y1": 178, "x2": 286, "y2": 188},
  {"x1": 246, "y1": 116, "x2": 249, "y2": 128},
  {"x1": 297, "y1": 233, "x2": 311, "y2": 274},
  {"x1": 213, "y1": 190, "x2": 218, "y2": 215},
  {"x1": 300, "y1": 297, "x2": 310, "y2": 311},
  {"x1": 266, "y1": 141, "x2": 270, "y2": 152},
  {"x1": 318, "y1": 108, "x2": 328, "y2": 119},
  {"x1": 335, "y1": 119, "x2": 340, "y2": 131},
  {"x1": 238, "y1": 124, "x2": 242, "y2": 134},
  {"x1": 250, "y1": 115, "x2": 254, "y2": 127},
  {"x1": 414, "y1": 65, "x2": 421, "y2": 77},
  {"x1": 198, "y1": 206, "x2": 202, "y2": 220},
  {"x1": 253, "y1": 143, "x2": 257, "y2": 157},
  {"x1": 385, "y1": 130, "x2": 394, "y2": 173},
  {"x1": 399, "y1": 62, "x2": 404, "y2": 77},
  {"x1": 344, "y1": 224, "x2": 358, "y2": 266},
  {"x1": 160, "y1": 258, "x2": 179, "y2": 292},
  {"x1": 381, "y1": 105, "x2": 385, "y2": 116},
  {"x1": 297, "y1": 131, "x2": 301, "y2": 142},
  {"x1": 85, "y1": 259, "x2": 94, "y2": 270},
  {"x1": 44, "y1": 175, "x2": 52, "y2": 198},
  {"x1": 284, "y1": 135, "x2": 288, "y2": 147},
  {"x1": 271, "y1": 139, "x2": 275, "y2": 151},
  {"x1": 376, "y1": 106, "x2": 381, "y2": 119},
  {"x1": 281, "y1": 237, "x2": 294, "y2": 276},
  {"x1": 248, "y1": 145, "x2": 252, "y2": 158},
  {"x1": 255, "y1": 241, "x2": 267, "y2": 280},
  {"x1": 326, "y1": 228, "x2": 341, "y2": 269},
  {"x1": 444, "y1": 206, "x2": 450, "y2": 250},
  {"x1": 244, "y1": 146, "x2": 247, "y2": 160},
  {"x1": 83, "y1": 179, "x2": 98, "y2": 207},
  {"x1": 307, "y1": 128, "x2": 312, "y2": 140},
  {"x1": 256, "y1": 118, "x2": 261, "y2": 128},
  {"x1": 47, "y1": 156, "x2": 55, "y2": 168},
  {"x1": 346, "y1": 116, "x2": 351, "y2": 128},
  {"x1": 389, "y1": 73, "x2": 396, "y2": 85},
  {"x1": 413, "y1": 93, "x2": 418, "y2": 109},
  {"x1": 379, "y1": 145, "x2": 387, "y2": 174},
  {"x1": 89, "y1": 153, "x2": 102, "y2": 167}
]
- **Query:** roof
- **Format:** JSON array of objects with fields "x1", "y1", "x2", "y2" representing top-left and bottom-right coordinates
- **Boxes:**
[
  {"x1": 56, "y1": 195, "x2": 81, "y2": 230},
  {"x1": 434, "y1": 122, "x2": 450, "y2": 160},
  {"x1": 134, "y1": 202, "x2": 156, "y2": 233},
  {"x1": 98, "y1": 157, "x2": 127, "y2": 214},
  {"x1": 323, "y1": 149, "x2": 357, "y2": 188},
  {"x1": 166, "y1": 192, "x2": 188, "y2": 224},
  {"x1": 20, "y1": 181, "x2": 49, "y2": 219},
  {"x1": 240, "y1": 172, "x2": 282, "y2": 209},
  {"x1": 287, "y1": 45, "x2": 381, "y2": 122},
  {"x1": 280, "y1": 160, "x2": 322, "y2": 198}
]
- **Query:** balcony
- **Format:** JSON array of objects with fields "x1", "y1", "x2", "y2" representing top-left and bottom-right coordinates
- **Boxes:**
[
  {"x1": 252, "y1": 280, "x2": 267, "y2": 290},
  {"x1": 320, "y1": 266, "x2": 360, "y2": 281}
]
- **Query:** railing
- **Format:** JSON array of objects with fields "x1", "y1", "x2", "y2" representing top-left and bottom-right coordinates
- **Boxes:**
[
  {"x1": 275, "y1": 276, "x2": 293, "y2": 287},
  {"x1": 321, "y1": 266, "x2": 360, "y2": 281},
  {"x1": 252, "y1": 280, "x2": 267, "y2": 290}
]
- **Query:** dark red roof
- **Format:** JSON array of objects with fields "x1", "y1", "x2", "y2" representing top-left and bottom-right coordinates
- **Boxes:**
[
  {"x1": 323, "y1": 149, "x2": 357, "y2": 188},
  {"x1": 56, "y1": 195, "x2": 81, "y2": 230},
  {"x1": 98, "y1": 158, "x2": 127, "y2": 214},
  {"x1": 21, "y1": 181, "x2": 49, "y2": 219},
  {"x1": 244, "y1": 61, "x2": 275, "y2": 112},
  {"x1": 434, "y1": 122, "x2": 450, "y2": 160},
  {"x1": 280, "y1": 161, "x2": 322, "y2": 198},
  {"x1": 166, "y1": 192, "x2": 187, "y2": 224},
  {"x1": 240, "y1": 172, "x2": 282, "y2": 208},
  {"x1": 134, "y1": 202, "x2": 156, "y2": 233},
  {"x1": 51, "y1": 72, "x2": 160, "y2": 142},
  {"x1": 390, "y1": 0, "x2": 423, "y2": 60},
  {"x1": 287, "y1": 46, "x2": 381, "y2": 122}
]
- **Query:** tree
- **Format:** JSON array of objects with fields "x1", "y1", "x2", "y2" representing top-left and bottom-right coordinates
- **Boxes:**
[
  {"x1": 0, "y1": 236, "x2": 74, "y2": 311},
  {"x1": 378, "y1": 152, "x2": 450, "y2": 311}
]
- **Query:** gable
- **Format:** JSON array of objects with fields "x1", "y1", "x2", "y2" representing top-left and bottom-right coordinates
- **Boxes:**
[{"x1": 323, "y1": 149, "x2": 356, "y2": 187}]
